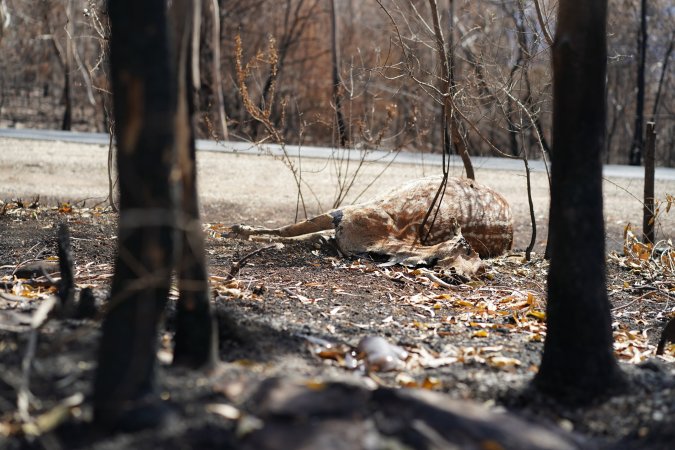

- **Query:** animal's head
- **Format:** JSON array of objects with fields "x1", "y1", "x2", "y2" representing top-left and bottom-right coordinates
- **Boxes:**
[
  {"x1": 386, "y1": 232, "x2": 484, "y2": 278},
  {"x1": 337, "y1": 213, "x2": 484, "y2": 278}
]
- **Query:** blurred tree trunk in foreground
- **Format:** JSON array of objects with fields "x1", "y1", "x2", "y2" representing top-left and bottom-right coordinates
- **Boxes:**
[
  {"x1": 94, "y1": 0, "x2": 217, "y2": 429},
  {"x1": 534, "y1": 0, "x2": 625, "y2": 403}
]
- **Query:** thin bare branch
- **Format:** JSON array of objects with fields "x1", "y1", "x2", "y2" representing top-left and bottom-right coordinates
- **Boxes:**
[{"x1": 533, "y1": 0, "x2": 554, "y2": 47}]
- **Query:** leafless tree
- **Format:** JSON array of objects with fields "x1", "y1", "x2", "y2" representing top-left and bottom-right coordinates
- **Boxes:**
[
  {"x1": 199, "y1": 0, "x2": 229, "y2": 140},
  {"x1": 94, "y1": 0, "x2": 217, "y2": 428},
  {"x1": 534, "y1": 0, "x2": 625, "y2": 402},
  {"x1": 330, "y1": 0, "x2": 347, "y2": 147},
  {"x1": 0, "y1": 0, "x2": 673, "y2": 167},
  {"x1": 629, "y1": 0, "x2": 648, "y2": 165}
]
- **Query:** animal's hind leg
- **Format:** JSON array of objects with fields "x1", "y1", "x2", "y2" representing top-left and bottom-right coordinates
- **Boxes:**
[{"x1": 225, "y1": 212, "x2": 337, "y2": 239}]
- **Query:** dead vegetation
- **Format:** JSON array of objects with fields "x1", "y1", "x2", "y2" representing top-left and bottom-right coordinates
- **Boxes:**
[{"x1": 0, "y1": 200, "x2": 674, "y2": 448}]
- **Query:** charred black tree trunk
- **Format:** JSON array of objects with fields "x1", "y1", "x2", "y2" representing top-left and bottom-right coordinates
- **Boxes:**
[
  {"x1": 56, "y1": 223, "x2": 75, "y2": 313},
  {"x1": 533, "y1": 0, "x2": 624, "y2": 403},
  {"x1": 93, "y1": 1, "x2": 176, "y2": 426},
  {"x1": 629, "y1": 0, "x2": 648, "y2": 166},
  {"x1": 330, "y1": 0, "x2": 347, "y2": 147},
  {"x1": 61, "y1": 68, "x2": 72, "y2": 131},
  {"x1": 171, "y1": 0, "x2": 219, "y2": 369},
  {"x1": 642, "y1": 122, "x2": 656, "y2": 244},
  {"x1": 651, "y1": 35, "x2": 673, "y2": 123},
  {"x1": 94, "y1": 0, "x2": 217, "y2": 428},
  {"x1": 198, "y1": 0, "x2": 228, "y2": 141},
  {"x1": 505, "y1": 2, "x2": 525, "y2": 158},
  {"x1": 61, "y1": 0, "x2": 73, "y2": 131}
]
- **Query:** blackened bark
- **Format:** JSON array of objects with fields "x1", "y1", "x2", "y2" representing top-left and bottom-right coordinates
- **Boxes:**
[
  {"x1": 172, "y1": 133, "x2": 218, "y2": 368},
  {"x1": 56, "y1": 223, "x2": 75, "y2": 313},
  {"x1": 172, "y1": 0, "x2": 218, "y2": 369},
  {"x1": 60, "y1": 0, "x2": 74, "y2": 131},
  {"x1": 642, "y1": 122, "x2": 655, "y2": 243},
  {"x1": 199, "y1": 0, "x2": 229, "y2": 141},
  {"x1": 330, "y1": 0, "x2": 347, "y2": 147},
  {"x1": 94, "y1": 0, "x2": 179, "y2": 428},
  {"x1": 533, "y1": 0, "x2": 624, "y2": 403},
  {"x1": 656, "y1": 317, "x2": 675, "y2": 355},
  {"x1": 444, "y1": 0, "x2": 457, "y2": 158},
  {"x1": 629, "y1": 0, "x2": 648, "y2": 166},
  {"x1": 61, "y1": 68, "x2": 72, "y2": 131},
  {"x1": 523, "y1": 158, "x2": 537, "y2": 261},
  {"x1": 651, "y1": 35, "x2": 673, "y2": 122},
  {"x1": 505, "y1": 2, "x2": 526, "y2": 158},
  {"x1": 532, "y1": 114, "x2": 551, "y2": 154}
]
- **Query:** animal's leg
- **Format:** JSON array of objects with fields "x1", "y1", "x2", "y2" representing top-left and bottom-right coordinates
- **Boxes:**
[{"x1": 226, "y1": 212, "x2": 339, "y2": 239}]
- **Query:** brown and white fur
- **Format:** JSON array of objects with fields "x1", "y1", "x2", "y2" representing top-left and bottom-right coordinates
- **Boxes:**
[{"x1": 226, "y1": 176, "x2": 513, "y2": 272}]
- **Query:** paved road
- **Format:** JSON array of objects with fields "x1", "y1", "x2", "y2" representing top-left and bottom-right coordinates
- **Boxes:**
[
  {"x1": 2, "y1": 128, "x2": 673, "y2": 181},
  {"x1": 1, "y1": 128, "x2": 673, "y2": 254}
]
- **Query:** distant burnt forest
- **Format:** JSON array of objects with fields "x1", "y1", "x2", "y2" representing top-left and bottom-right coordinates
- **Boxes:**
[{"x1": 0, "y1": 0, "x2": 673, "y2": 166}]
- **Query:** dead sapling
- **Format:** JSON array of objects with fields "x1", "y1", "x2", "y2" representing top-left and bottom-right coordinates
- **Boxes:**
[
  {"x1": 656, "y1": 316, "x2": 675, "y2": 355},
  {"x1": 56, "y1": 223, "x2": 98, "y2": 318},
  {"x1": 57, "y1": 223, "x2": 76, "y2": 316}
]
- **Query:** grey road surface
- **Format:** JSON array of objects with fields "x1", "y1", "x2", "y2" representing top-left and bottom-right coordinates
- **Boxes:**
[
  {"x1": 1, "y1": 128, "x2": 674, "y2": 181},
  {"x1": 1, "y1": 129, "x2": 673, "y2": 253}
]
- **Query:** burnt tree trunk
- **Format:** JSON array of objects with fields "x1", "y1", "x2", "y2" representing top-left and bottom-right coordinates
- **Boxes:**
[
  {"x1": 61, "y1": 0, "x2": 74, "y2": 131},
  {"x1": 93, "y1": 0, "x2": 176, "y2": 426},
  {"x1": 651, "y1": 34, "x2": 673, "y2": 123},
  {"x1": 533, "y1": 0, "x2": 624, "y2": 403},
  {"x1": 642, "y1": 122, "x2": 656, "y2": 243},
  {"x1": 94, "y1": 0, "x2": 217, "y2": 428},
  {"x1": 629, "y1": 0, "x2": 648, "y2": 166},
  {"x1": 61, "y1": 67, "x2": 72, "y2": 130},
  {"x1": 198, "y1": 0, "x2": 229, "y2": 141},
  {"x1": 330, "y1": 0, "x2": 347, "y2": 147},
  {"x1": 171, "y1": 0, "x2": 219, "y2": 369},
  {"x1": 504, "y1": 1, "x2": 525, "y2": 158}
]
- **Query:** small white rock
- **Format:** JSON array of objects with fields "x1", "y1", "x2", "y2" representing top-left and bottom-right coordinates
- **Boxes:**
[{"x1": 558, "y1": 418, "x2": 574, "y2": 432}]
